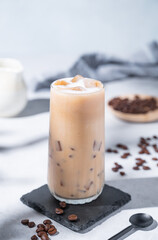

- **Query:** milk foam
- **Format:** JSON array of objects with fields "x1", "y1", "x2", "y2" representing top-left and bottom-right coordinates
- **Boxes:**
[{"x1": 52, "y1": 77, "x2": 103, "y2": 94}]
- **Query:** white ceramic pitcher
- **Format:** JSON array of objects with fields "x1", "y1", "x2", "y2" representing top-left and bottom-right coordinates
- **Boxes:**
[{"x1": 0, "y1": 58, "x2": 27, "y2": 117}]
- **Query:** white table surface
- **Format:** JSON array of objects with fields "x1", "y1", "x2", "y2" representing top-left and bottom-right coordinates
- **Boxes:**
[{"x1": 0, "y1": 57, "x2": 158, "y2": 240}]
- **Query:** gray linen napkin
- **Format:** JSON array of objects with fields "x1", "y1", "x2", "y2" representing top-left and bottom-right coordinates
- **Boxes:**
[{"x1": 35, "y1": 41, "x2": 158, "y2": 91}]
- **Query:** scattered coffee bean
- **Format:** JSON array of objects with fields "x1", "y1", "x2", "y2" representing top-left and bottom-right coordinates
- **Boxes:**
[
  {"x1": 48, "y1": 227, "x2": 57, "y2": 235},
  {"x1": 44, "y1": 224, "x2": 51, "y2": 232},
  {"x1": 139, "y1": 147, "x2": 150, "y2": 155},
  {"x1": 50, "y1": 225, "x2": 55, "y2": 230},
  {"x1": 41, "y1": 234, "x2": 49, "y2": 240},
  {"x1": 31, "y1": 235, "x2": 38, "y2": 240},
  {"x1": 116, "y1": 143, "x2": 128, "y2": 150},
  {"x1": 106, "y1": 148, "x2": 118, "y2": 153},
  {"x1": 68, "y1": 214, "x2": 78, "y2": 221},
  {"x1": 114, "y1": 162, "x2": 123, "y2": 169},
  {"x1": 152, "y1": 157, "x2": 158, "y2": 161},
  {"x1": 136, "y1": 162, "x2": 143, "y2": 166},
  {"x1": 121, "y1": 152, "x2": 131, "y2": 159},
  {"x1": 28, "y1": 222, "x2": 35, "y2": 228},
  {"x1": 37, "y1": 224, "x2": 45, "y2": 228},
  {"x1": 113, "y1": 150, "x2": 118, "y2": 153},
  {"x1": 143, "y1": 166, "x2": 151, "y2": 170},
  {"x1": 133, "y1": 166, "x2": 140, "y2": 170},
  {"x1": 146, "y1": 137, "x2": 151, "y2": 141},
  {"x1": 157, "y1": 163, "x2": 158, "y2": 167},
  {"x1": 136, "y1": 158, "x2": 143, "y2": 161},
  {"x1": 153, "y1": 135, "x2": 158, "y2": 139},
  {"x1": 55, "y1": 208, "x2": 64, "y2": 215},
  {"x1": 106, "y1": 148, "x2": 112, "y2": 152},
  {"x1": 112, "y1": 167, "x2": 118, "y2": 172},
  {"x1": 69, "y1": 155, "x2": 73, "y2": 158},
  {"x1": 120, "y1": 171, "x2": 125, "y2": 176},
  {"x1": 21, "y1": 219, "x2": 29, "y2": 225},
  {"x1": 36, "y1": 227, "x2": 45, "y2": 233},
  {"x1": 59, "y1": 201, "x2": 66, "y2": 208},
  {"x1": 153, "y1": 144, "x2": 158, "y2": 153},
  {"x1": 37, "y1": 231, "x2": 47, "y2": 237},
  {"x1": 43, "y1": 219, "x2": 52, "y2": 225}
]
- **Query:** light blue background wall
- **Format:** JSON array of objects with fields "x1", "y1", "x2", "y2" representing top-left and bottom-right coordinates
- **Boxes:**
[{"x1": 0, "y1": 0, "x2": 158, "y2": 58}]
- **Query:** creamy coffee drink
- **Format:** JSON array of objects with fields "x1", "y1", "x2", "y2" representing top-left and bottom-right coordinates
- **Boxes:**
[{"x1": 48, "y1": 75, "x2": 105, "y2": 204}]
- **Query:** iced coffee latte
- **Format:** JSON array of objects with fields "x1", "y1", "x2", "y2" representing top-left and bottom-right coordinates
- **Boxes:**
[{"x1": 48, "y1": 75, "x2": 105, "y2": 204}]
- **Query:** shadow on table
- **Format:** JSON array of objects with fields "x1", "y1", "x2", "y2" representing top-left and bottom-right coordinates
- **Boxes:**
[
  {"x1": 16, "y1": 98, "x2": 49, "y2": 117},
  {"x1": 82, "y1": 177, "x2": 158, "y2": 235},
  {"x1": 116, "y1": 220, "x2": 158, "y2": 240},
  {"x1": 108, "y1": 177, "x2": 158, "y2": 210}
]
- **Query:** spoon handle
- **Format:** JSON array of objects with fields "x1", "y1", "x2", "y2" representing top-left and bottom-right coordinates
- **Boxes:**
[{"x1": 108, "y1": 225, "x2": 133, "y2": 240}]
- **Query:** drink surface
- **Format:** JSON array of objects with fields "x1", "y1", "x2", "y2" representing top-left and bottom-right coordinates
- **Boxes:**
[
  {"x1": 52, "y1": 75, "x2": 103, "y2": 94},
  {"x1": 48, "y1": 76, "x2": 105, "y2": 203}
]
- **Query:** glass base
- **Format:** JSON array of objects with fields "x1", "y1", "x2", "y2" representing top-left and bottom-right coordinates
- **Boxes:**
[{"x1": 51, "y1": 188, "x2": 103, "y2": 204}]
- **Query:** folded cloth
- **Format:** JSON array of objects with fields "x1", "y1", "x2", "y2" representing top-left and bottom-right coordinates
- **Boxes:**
[{"x1": 35, "y1": 41, "x2": 158, "y2": 91}]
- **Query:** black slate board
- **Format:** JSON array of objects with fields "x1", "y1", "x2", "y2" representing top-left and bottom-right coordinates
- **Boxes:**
[{"x1": 20, "y1": 184, "x2": 131, "y2": 232}]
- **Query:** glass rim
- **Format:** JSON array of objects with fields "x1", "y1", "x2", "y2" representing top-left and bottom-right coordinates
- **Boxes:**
[{"x1": 50, "y1": 77, "x2": 104, "y2": 95}]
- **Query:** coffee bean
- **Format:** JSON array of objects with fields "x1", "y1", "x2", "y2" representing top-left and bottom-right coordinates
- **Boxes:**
[
  {"x1": 143, "y1": 166, "x2": 151, "y2": 170},
  {"x1": 112, "y1": 167, "x2": 119, "y2": 172},
  {"x1": 133, "y1": 166, "x2": 140, "y2": 170},
  {"x1": 152, "y1": 157, "x2": 158, "y2": 161},
  {"x1": 37, "y1": 231, "x2": 47, "y2": 237},
  {"x1": 28, "y1": 222, "x2": 35, "y2": 228},
  {"x1": 116, "y1": 144, "x2": 128, "y2": 150},
  {"x1": 21, "y1": 219, "x2": 29, "y2": 225},
  {"x1": 43, "y1": 219, "x2": 52, "y2": 225},
  {"x1": 109, "y1": 97, "x2": 157, "y2": 114},
  {"x1": 55, "y1": 208, "x2": 64, "y2": 215},
  {"x1": 31, "y1": 235, "x2": 38, "y2": 240},
  {"x1": 106, "y1": 148, "x2": 112, "y2": 152},
  {"x1": 136, "y1": 159, "x2": 146, "y2": 164},
  {"x1": 136, "y1": 162, "x2": 143, "y2": 166},
  {"x1": 36, "y1": 227, "x2": 45, "y2": 233},
  {"x1": 146, "y1": 138, "x2": 151, "y2": 140},
  {"x1": 113, "y1": 150, "x2": 118, "y2": 153},
  {"x1": 114, "y1": 162, "x2": 123, "y2": 169},
  {"x1": 37, "y1": 224, "x2": 45, "y2": 228},
  {"x1": 153, "y1": 135, "x2": 157, "y2": 139},
  {"x1": 41, "y1": 234, "x2": 49, "y2": 240},
  {"x1": 121, "y1": 152, "x2": 130, "y2": 159},
  {"x1": 44, "y1": 224, "x2": 51, "y2": 232},
  {"x1": 59, "y1": 201, "x2": 66, "y2": 208},
  {"x1": 50, "y1": 224, "x2": 55, "y2": 229},
  {"x1": 48, "y1": 227, "x2": 57, "y2": 235},
  {"x1": 153, "y1": 144, "x2": 158, "y2": 153},
  {"x1": 68, "y1": 214, "x2": 78, "y2": 221},
  {"x1": 120, "y1": 171, "x2": 125, "y2": 176}
]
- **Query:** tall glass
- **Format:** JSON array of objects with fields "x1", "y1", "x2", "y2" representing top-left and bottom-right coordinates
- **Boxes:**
[{"x1": 48, "y1": 77, "x2": 105, "y2": 204}]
